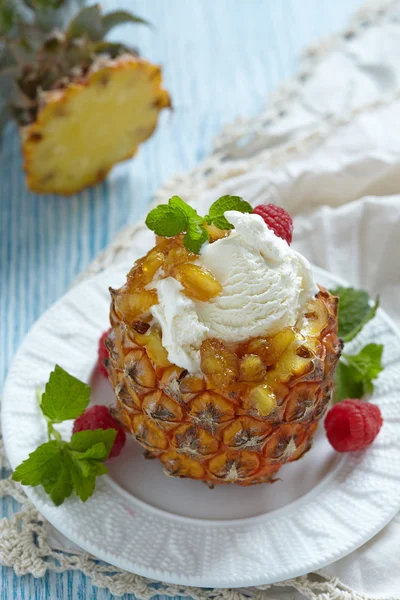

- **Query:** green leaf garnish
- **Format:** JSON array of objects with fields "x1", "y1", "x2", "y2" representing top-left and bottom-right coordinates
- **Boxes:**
[
  {"x1": 205, "y1": 195, "x2": 253, "y2": 229},
  {"x1": 40, "y1": 365, "x2": 90, "y2": 423},
  {"x1": 331, "y1": 287, "x2": 379, "y2": 342},
  {"x1": 12, "y1": 367, "x2": 117, "y2": 506},
  {"x1": 145, "y1": 196, "x2": 189, "y2": 237},
  {"x1": 145, "y1": 195, "x2": 253, "y2": 253},
  {"x1": 13, "y1": 440, "x2": 65, "y2": 488},
  {"x1": 335, "y1": 343, "x2": 383, "y2": 403},
  {"x1": 70, "y1": 428, "x2": 116, "y2": 458}
]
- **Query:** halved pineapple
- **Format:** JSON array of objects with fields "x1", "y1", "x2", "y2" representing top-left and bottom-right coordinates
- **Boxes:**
[
  {"x1": 107, "y1": 236, "x2": 341, "y2": 486},
  {"x1": 22, "y1": 56, "x2": 171, "y2": 194}
]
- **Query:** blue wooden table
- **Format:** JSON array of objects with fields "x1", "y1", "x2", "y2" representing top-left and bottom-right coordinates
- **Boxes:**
[{"x1": 0, "y1": 1, "x2": 364, "y2": 597}]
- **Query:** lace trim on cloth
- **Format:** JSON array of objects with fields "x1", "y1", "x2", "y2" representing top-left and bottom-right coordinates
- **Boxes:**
[{"x1": 1, "y1": 1, "x2": 399, "y2": 598}]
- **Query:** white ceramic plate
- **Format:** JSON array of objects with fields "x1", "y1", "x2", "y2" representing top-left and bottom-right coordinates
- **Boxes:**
[{"x1": 3, "y1": 263, "x2": 400, "y2": 588}]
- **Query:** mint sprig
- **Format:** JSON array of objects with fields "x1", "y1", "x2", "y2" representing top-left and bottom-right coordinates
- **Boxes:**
[
  {"x1": 331, "y1": 287, "x2": 379, "y2": 342},
  {"x1": 335, "y1": 343, "x2": 384, "y2": 403},
  {"x1": 12, "y1": 365, "x2": 116, "y2": 506},
  {"x1": 330, "y1": 287, "x2": 384, "y2": 404},
  {"x1": 41, "y1": 365, "x2": 90, "y2": 423},
  {"x1": 204, "y1": 195, "x2": 253, "y2": 229},
  {"x1": 145, "y1": 195, "x2": 253, "y2": 253}
]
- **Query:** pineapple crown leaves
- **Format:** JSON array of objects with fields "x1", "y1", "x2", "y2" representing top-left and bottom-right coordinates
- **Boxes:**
[
  {"x1": 0, "y1": 1, "x2": 149, "y2": 132},
  {"x1": 65, "y1": 4, "x2": 151, "y2": 42},
  {"x1": 145, "y1": 195, "x2": 253, "y2": 253},
  {"x1": 12, "y1": 364, "x2": 117, "y2": 506},
  {"x1": 330, "y1": 287, "x2": 383, "y2": 403}
]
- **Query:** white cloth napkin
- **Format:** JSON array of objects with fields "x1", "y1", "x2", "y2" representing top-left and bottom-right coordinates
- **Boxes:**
[{"x1": 293, "y1": 197, "x2": 400, "y2": 598}]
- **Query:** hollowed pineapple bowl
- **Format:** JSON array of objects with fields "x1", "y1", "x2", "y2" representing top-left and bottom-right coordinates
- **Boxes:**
[{"x1": 106, "y1": 234, "x2": 342, "y2": 486}]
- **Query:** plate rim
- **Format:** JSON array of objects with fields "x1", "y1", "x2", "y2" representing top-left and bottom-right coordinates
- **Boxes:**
[{"x1": 3, "y1": 264, "x2": 400, "y2": 588}]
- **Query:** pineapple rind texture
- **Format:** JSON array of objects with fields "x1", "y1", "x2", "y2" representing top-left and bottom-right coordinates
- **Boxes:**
[
  {"x1": 22, "y1": 56, "x2": 171, "y2": 195},
  {"x1": 106, "y1": 237, "x2": 341, "y2": 486}
]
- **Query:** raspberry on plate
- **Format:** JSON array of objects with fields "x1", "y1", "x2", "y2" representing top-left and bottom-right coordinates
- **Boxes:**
[
  {"x1": 253, "y1": 204, "x2": 293, "y2": 244},
  {"x1": 73, "y1": 405, "x2": 126, "y2": 458},
  {"x1": 97, "y1": 329, "x2": 111, "y2": 378},
  {"x1": 324, "y1": 399, "x2": 383, "y2": 452}
]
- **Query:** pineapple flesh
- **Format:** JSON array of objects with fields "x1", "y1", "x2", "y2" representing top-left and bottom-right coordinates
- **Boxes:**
[
  {"x1": 106, "y1": 236, "x2": 342, "y2": 486},
  {"x1": 22, "y1": 56, "x2": 171, "y2": 194}
]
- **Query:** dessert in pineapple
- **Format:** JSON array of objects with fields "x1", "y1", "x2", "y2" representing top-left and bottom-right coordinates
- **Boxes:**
[
  {"x1": 0, "y1": 4, "x2": 170, "y2": 195},
  {"x1": 106, "y1": 197, "x2": 341, "y2": 486}
]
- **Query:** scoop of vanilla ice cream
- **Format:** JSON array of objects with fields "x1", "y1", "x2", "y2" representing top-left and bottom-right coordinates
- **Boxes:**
[
  {"x1": 150, "y1": 210, "x2": 318, "y2": 373},
  {"x1": 150, "y1": 277, "x2": 208, "y2": 373},
  {"x1": 196, "y1": 211, "x2": 318, "y2": 342}
]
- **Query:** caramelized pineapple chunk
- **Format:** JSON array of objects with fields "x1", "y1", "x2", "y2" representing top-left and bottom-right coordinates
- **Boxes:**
[
  {"x1": 203, "y1": 223, "x2": 230, "y2": 241},
  {"x1": 141, "y1": 250, "x2": 165, "y2": 282},
  {"x1": 264, "y1": 328, "x2": 297, "y2": 365},
  {"x1": 301, "y1": 297, "x2": 329, "y2": 337},
  {"x1": 245, "y1": 337, "x2": 271, "y2": 362},
  {"x1": 172, "y1": 263, "x2": 222, "y2": 301},
  {"x1": 200, "y1": 339, "x2": 239, "y2": 388},
  {"x1": 111, "y1": 287, "x2": 158, "y2": 322},
  {"x1": 133, "y1": 327, "x2": 170, "y2": 368},
  {"x1": 164, "y1": 245, "x2": 196, "y2": 275},
  {"x1": 239, "y1": 354, "x2": 266, "y2": 382}
]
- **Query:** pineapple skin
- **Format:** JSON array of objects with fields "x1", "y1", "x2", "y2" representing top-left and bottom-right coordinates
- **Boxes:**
[
  {"x1": 21, "y1": 56, "x2": 171, "y2": 195},
  {"x1": 106, "y1": 238, "x2": 342, "y2": 486}
]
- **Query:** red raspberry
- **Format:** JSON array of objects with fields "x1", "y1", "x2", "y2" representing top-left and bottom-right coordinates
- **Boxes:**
[
  {"x1": 73, "y1": 405, "x2": 126, "y2": 458},
  {"x1": 324, "y1": 399, "x2": 383, "y2": 452},
  {"x1": 97, "y1": 329, "x2": 111, "y2": 378},
  {"x1": 253, "y1": 204, "x2": 293, "y2": 244}
]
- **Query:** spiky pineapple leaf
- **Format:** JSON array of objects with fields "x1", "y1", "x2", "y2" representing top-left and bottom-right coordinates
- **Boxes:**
[
  {"x1": 102, "y1": 10, "x2": 151, "y2": 35},
  {"x1": 91, "y1": 41, "x2": 135, "y2": 59},
  {"x1": 0, "y1": 3, "x2": 15, "y2": 35},
  {"x1": 66, "y1": 4, "x2": 103, "y2": 41}
]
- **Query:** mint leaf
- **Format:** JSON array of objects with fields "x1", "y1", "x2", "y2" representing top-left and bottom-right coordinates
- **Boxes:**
[
  {"x1": 68, "y1": 458, "x2": 97, "y2": 502},
  {"x1": 67, "y1": 430, "x2": 116, "y2": 502},
  {"x1": 12, "y1": 441, "x2": 64, "y2": 487},
  {"x1": 146, "y1": 196, "x2": 210, "y2": 253},
  {"x1": 335, "y1": 343, "x2": 384, "y2": 403},
  {"x1": 331, "y1": 287, "x2": 379, "y2": 342},
  {"x1": 206, "y1": 195, "x2": 253, "y2": 229},
  {"x1": 335, "y1": 362, "x2": 364, "y2": 403},
  {"x1": 42, "y1": 450, "x2": 73, "y2": 506},
  {"x1": 70, "y1": 429, "x2": 117, "y2": 458},
  {"x1": 12, "y1": 441, "x2": 74, "y2": 506},
  {"x1": 145, "y1": 199, "x2": 188, "y2": 237},
  {"x1": 343, "y1": 344, "x2": 384, "y2": 392},
  {"x1": 184, "y1": 225, "x2": 209, "y2": 254},
  {"x1": 41, "y1": 365, "x2": 90, "y2": 423}
]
